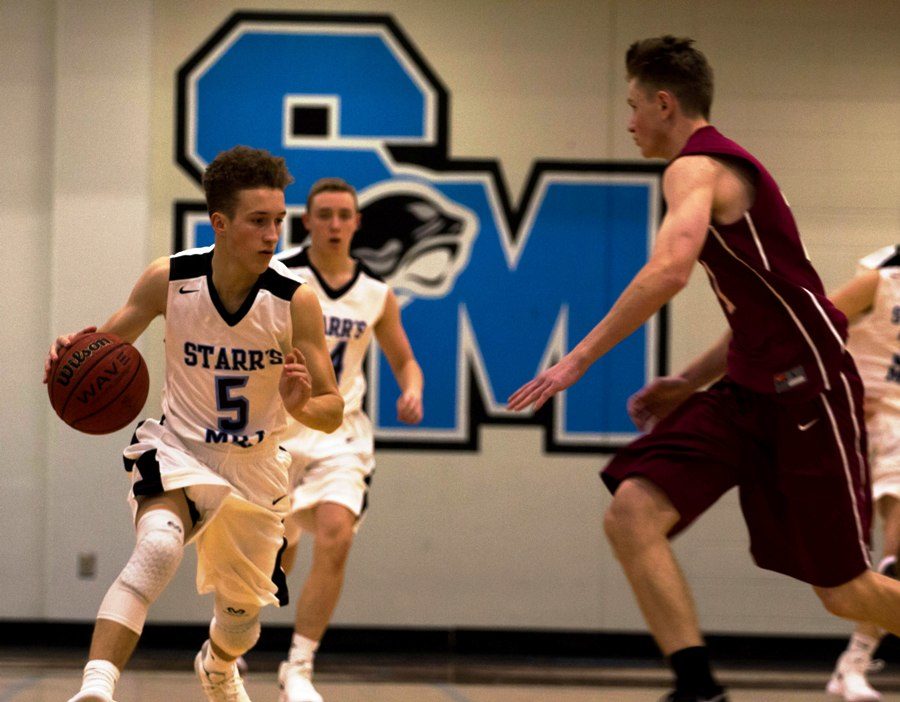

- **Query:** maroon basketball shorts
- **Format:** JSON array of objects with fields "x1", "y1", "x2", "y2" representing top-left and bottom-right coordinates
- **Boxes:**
[{"x1": 602, "y1": 369, "x2": 872, "y2": 588}]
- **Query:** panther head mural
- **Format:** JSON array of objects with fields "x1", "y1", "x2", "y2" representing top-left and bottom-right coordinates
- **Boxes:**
[{"x1": 352, "y1": 182, "x2": 478, "y2": 305}]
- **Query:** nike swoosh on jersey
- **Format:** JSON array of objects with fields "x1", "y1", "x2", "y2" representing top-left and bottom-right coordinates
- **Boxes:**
[
  {"x1": 798, "y1": 418, "x2": 820, "y2": 431},
  {"x1": 179, "y1": 285, "x2": 200, "y2": 294},
  {"x1": 272, "y1": 494, "x2": 288, "y2": 506}
]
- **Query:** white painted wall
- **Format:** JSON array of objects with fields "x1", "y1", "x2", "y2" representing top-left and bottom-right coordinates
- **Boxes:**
[
  {"x1": 44, "y1": 0, "x2": 154, "y2": 618},
  {"x1": 0, "y1": 0, "x2": 55, "y2": 617},
  {"x1": 0, "y1": 0, "x2": 154, "y2": 619},
  {"x1": 4, "y1": 0, "x2": 899, "y2": 638}
]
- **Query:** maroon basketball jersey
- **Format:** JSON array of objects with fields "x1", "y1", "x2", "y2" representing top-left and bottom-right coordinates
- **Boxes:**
[{"x1": 677, "y1": 126, "x2": 848, "y2": 400}]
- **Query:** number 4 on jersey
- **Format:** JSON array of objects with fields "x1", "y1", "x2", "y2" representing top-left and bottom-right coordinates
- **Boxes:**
[{"x1": 330, "y1": 341, "x2": 347, "y2": 383}]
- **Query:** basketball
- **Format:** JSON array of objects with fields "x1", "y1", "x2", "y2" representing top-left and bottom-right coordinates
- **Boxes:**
[{"x1": 48, "y1": 331, "x2": 150, "y2": 435}]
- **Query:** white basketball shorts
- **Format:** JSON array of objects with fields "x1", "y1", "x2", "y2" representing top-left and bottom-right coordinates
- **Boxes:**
[
  {"x1": 123, "y1": 417, "x2": 292, "y2": 607},
  {"x1": 869, "y1": 408, "x2": 900, "y2": 502},
  {"x1": 281, "y1": 410, "x2": 375, "y2": 520}
]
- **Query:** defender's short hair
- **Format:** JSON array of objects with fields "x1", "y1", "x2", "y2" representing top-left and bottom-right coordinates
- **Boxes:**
[{"x1": 626, "y1": 36, "x2": 713, "y2": 119}]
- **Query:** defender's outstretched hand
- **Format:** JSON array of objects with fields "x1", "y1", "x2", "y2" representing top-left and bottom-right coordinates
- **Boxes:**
[
  {"x1": 627, "y1": 375, "x2": 693, "y2": 432},
  {"x1": 507, "y1": 356, "x2": 585, "y2": 412},
  {"x1": 43, "y1": 325, "x2": 98, "y2": 383},
  {"x1": 280, "y1": 347, "x2": 313, "y2": 416}
]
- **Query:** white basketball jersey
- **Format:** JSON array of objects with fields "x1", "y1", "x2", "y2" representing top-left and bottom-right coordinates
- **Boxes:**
[
  {"x1": 278, "y1": 247, "x2": 388, "y2": 415},
  {"x1": 846, "y1": 245, "x2": 900, "y2": 412},
  {"x1": 161, "y1": 246, "x2": 303, "y2": 450}
]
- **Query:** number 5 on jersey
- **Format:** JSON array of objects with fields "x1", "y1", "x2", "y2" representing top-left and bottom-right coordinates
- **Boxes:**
[{"x1": 215, "y1": 376, "x2": 249, "y2": 431}]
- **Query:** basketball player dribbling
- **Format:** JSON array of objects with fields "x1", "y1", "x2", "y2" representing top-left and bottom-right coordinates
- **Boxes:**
[
  {"x1": 43, "y1": 145, "x2": 343, "y2": 702},
  {"x1": 273, "y1": 178, "x2": 424, "y2": 702},
  {"x1": 826, "y1": 245, "x2": 900, "y2": 702},
  {"x1": 509, "y1": 36, "x2": 900, "y2": 702}
]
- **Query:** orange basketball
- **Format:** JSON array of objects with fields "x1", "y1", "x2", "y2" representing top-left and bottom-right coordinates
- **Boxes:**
[{"x1": 48, "y1": 331, "x2": 149, "y2": 434}]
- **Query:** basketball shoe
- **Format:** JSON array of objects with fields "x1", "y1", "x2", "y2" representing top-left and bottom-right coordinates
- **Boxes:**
[
  {"x1": 826, "y1": 649, "x2": 883, "y2": 701},
  {"x1": 278, "y1": 659, "x2": 324, "y2": 702},
  {"x1": 194, "y1": 640, "x2": 252, "y2": 702},
  {"x1": 659, "y1": 691, "x2": 729, "y2": 701}
]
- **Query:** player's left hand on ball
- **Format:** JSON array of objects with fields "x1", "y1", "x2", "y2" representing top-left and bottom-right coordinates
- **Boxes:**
[
  {"x1": 397, "y1": 391, "x2": 423, "y2": 425},
  {"x1": 280, "y1": 347, "x2": 312, "y2": 414},
  {"x1": 507, "y1": 355, "x2": 585, "y2": 412}
]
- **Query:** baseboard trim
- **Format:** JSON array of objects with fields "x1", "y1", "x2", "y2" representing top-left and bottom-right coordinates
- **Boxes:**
[{"x1": 3, "y1": 621, "x2": 898, "y2": 664}]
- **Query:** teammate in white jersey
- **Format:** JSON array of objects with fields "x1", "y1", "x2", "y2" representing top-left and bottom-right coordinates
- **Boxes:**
[
  {"x1": 827, "y1": 245, "x2": 900, "y2": 702},
  {"x1": 274, "y1": 178, "x2": 423, "y2": 702},
  {"x1": 44, "y1": 146, "x2": 343, "y2": 702}
]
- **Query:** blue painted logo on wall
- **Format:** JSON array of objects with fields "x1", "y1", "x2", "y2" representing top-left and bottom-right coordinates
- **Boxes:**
[{"x1": 174, "y1": 12, "x2": 664, "y2": 452}]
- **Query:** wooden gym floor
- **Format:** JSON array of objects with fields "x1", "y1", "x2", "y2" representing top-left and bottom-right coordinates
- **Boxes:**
[{"x1": 3, "y1": 649, "x2": 900, "y2": 701}]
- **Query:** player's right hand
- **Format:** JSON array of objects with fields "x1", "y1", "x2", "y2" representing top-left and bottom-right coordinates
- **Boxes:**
[
  {"x1": 43, "y1": 326, "x2": 97, "y2": 384},
  {"x1": 280, "y1": 347, "x2": 313, "y2": 418},
  {"x1": 627, "y1": 375, "x2": 693, "y2": 432}
]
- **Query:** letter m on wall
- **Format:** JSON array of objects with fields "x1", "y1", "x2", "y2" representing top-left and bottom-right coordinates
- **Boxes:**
[{"x1": 370, "y1": 168, "x2": 665, "y2": 454}]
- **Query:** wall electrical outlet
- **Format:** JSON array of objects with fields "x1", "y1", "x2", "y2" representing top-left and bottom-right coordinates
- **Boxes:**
[{"x1": 77, "y1": 552, "x2": 97, "y2": 580}]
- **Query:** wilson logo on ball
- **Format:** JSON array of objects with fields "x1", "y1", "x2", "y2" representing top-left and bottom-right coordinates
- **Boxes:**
[{"x1": 53, "y1": 337, "x2": 113, "y2": 387}]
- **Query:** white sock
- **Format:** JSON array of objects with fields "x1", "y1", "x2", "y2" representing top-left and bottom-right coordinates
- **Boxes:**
[
  {"x1": 80, "y1": 659, "x2": 120, "y2": 697},
  {"x1": 288, "y1": 633, "x2": 319, "y2": 663},
  {"x1": 848, "y1": 632, "x2": 880, "y2": 658},
  {"x1": 203, "y1": 640, "x2": 234, "y2": 675}
]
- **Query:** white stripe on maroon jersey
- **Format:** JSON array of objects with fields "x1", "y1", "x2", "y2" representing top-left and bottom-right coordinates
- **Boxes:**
[
  {"x1": 840, "y1": 371, "x2": 870, "y2": 499},
  {"x1": 744, "y1": 212, "x2": 771, "y2": 271},
  {"x1": 821, "y1": 391, "x2": 871, "y2": 569},
  {"x1": 803, "y1": 287, "x2": 846, "y2": 350},
  {"x1": 708, "y1": 225, "x2": 832, "y2": 391}
]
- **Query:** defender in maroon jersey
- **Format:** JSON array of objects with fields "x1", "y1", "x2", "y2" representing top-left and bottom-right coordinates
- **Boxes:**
[{"x1": 508, "y1": 36, "x2": 899, "y2": 702}]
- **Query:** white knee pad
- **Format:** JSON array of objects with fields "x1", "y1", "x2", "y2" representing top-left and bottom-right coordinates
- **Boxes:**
[
  {"x1": 97, "y1": 510, "x2": 185, "y2": 635},
  {"x1": 210, "y1": 598, "x2": 261, "y2": 658}
]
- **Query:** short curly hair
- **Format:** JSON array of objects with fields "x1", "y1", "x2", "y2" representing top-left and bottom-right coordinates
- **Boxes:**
[
  {"x1": 626, "y1": 36, "x2": 713, "y2": 119},
  {"x1": 202, "y1": 145, "x2": 294, "y2": 217}
]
